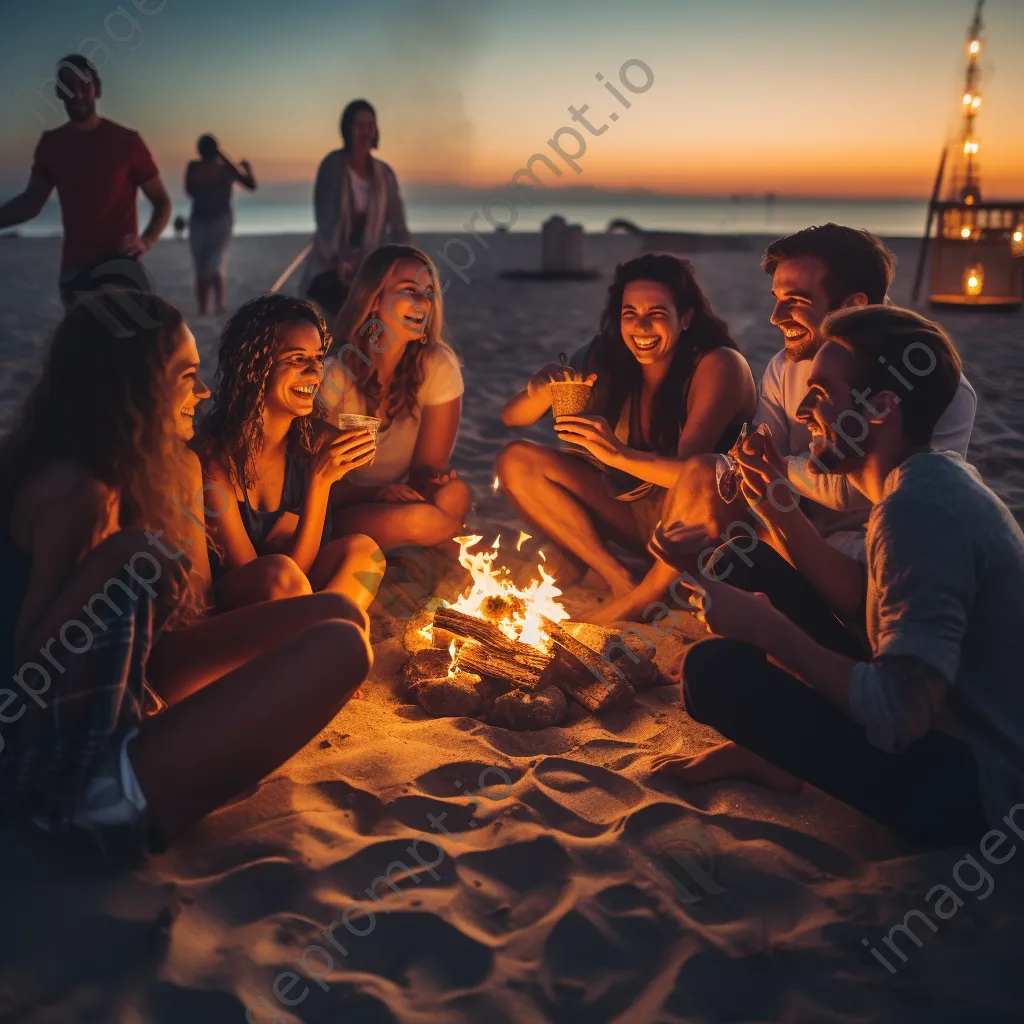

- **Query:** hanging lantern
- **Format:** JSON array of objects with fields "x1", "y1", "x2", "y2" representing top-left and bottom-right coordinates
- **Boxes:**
[
  {"x1": 1012, "y1": 227, "x2": 1024, "y2": 257},
  {"x1": 963, "y1": 265, "x2": 984, "y2": 297}
]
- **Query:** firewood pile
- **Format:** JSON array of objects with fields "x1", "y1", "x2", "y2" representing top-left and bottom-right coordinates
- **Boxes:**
[{"x1": 402, "y1": 606, "x2": 664, "y2": 731}]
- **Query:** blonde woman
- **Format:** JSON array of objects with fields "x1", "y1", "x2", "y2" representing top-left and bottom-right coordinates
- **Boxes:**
[{"x1": 320, "y1": 244, "x2": 470, "y2": 549}]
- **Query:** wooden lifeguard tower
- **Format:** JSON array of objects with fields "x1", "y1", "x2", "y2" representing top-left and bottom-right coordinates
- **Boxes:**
[{"x1": 912, "y1": 0, "x2": 1024, "y2": 309}]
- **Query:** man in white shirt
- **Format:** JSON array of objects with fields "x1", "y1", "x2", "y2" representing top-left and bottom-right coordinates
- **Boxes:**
[
  {"x1": 752, "y1": 224, "x2": 976, "y2": 557},
  {"x1": 591, "y1": 224, "x2": 977, "y2": 623}
]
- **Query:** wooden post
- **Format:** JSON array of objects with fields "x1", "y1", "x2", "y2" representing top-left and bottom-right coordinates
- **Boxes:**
[{"x1": 912, "y1": 146, "x2": 947, "y2": 306}]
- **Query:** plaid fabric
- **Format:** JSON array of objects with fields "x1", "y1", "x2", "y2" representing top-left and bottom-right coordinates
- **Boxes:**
[{"x1": 0, "y1": 569, "x2": 163, "y2": 831}]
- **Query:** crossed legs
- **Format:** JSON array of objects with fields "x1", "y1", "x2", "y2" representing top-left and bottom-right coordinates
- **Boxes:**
[{"x1": 496, "y1": 440, "x2": 644, "y2": 598}]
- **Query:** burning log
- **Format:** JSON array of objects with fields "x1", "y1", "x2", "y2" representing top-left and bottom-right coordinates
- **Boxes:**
[
  {"x1": 454, "y1": 645, "x2": 545, "y2": 691},
  {"x1": 563, "y1": 622, "x2": 663, "y2": 690},
  {"x1": 429, "y1": 606, "x2": 552, "y2": 690},
  {"x1": 539, "y1": 616, "x2": 633, "y2": 713}
]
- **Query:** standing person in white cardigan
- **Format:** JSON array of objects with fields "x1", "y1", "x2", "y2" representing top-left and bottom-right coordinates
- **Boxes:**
[{"x1": 300, "y1": 99, "x2": 411, "y2": 316}]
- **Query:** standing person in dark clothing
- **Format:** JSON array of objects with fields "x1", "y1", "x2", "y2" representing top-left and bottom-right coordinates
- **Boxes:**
[
  {"x1": 185, "y1": 134, "x2": 257, "y2": 315},
  {"x1": 0, "y1": 55, "x2": 171, "y2": 306}
]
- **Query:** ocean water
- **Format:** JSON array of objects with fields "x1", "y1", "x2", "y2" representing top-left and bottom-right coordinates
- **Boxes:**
[{"x1": 11, "y1": 193, "x2": 931, "y2": 240}]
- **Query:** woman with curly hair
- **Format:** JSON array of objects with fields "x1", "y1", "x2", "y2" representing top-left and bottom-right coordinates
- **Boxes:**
[
  {"x1": 0, "y1": 291, "x2": 372, "y2": 853},
  {"x1": 498, "y1": 253, "x2": 756, "y2": 623},
  {"x1": 197, "y1": 294, "x2": 384, "y2": 611},
  {"x1": 320, "y1": 244, "x2": 471, "y2": 550}
]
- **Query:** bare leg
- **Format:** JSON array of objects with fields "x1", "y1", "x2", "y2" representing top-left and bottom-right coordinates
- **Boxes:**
[
  {"x1": 650, "y1": 741, "x2": 804, "y2": 795},
  {"x1": 196, "y1": 275, "x2": 210, "y2": 316},
  {"x1": 588, "y1": 454, "x2": 745, "y2": 624},
  {"x1": 306, "y1": 534, "x2": 385, "y2": 610},
  {"x1": 496, "y1": 440, "x2": 641, "y2": 597},
  {"x1": 146, "y1": 590, "x2": 368, "y2": 706},
  {"x1": 333, "y1": 481, "x2": 470, "y2": 551},
  {"x1": 14, "y1": 529, "x2": 187, "y2": 665},
  {"x1": 130, "y1": 619, "x2": 372, "y2": 842},
  {"x1": 213, "y1": 554, "x2": 312, "y2": 612},
  {"x1": 212, "y1": 270, "x2": 226, "y2": 314}
]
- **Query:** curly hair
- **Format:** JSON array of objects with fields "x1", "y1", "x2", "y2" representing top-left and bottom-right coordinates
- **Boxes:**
[
  {"x1": 0, "y1": 290, "x2": 200, "y2": 617},
  {"x1": 197, "y1": 295, "x2": 330, "y2": 491},
  {"x1": 583, "y1": 253, "x2": 739, "y2": 454},
  {"x1": 328, "y1": 244, "x2": 448, "y2": 423}
]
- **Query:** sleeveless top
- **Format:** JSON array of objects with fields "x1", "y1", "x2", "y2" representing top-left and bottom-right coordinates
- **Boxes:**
[
  {"x1": 208, "y1": 441, "x2": 332, "y2": 577},
  {"x1": 567, "y1": 341, "x2": 747, "y2": 501},
  {"x1": 0, "y1": 518, "x2": 33, "y2": 673}
]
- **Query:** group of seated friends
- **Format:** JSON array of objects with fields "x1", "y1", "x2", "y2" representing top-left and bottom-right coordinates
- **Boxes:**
[{"x1": 1, "y1": 224, "x2": 1022, "y2": 861}]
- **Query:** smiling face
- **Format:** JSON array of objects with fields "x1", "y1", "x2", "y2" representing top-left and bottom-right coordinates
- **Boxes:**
[
  {"x1": 795, "y1": 340, "x2": 878, "y2": 474},
  {"x1": 372, "y1": 257, "x2": 433, "y2": 351},
  {"x1": 167, "y1": 324, "x2": 210, "y2": 441},
  {"x1": 620, "y1": 280, "x2": 688, "y2": 367},
  {"x1": 264, "y1": 322, "x2": 327, "y2": 422},
  {"x1": 769, "y1": 256, "x2": 838, "y2": 362},
  {"x1": 351, "y1": 109, "x2": 377, "y2": 154}
]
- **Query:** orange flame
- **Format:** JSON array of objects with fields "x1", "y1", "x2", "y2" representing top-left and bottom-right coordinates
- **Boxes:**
[
  {"x1": 516, "y1": 531, "x2": 532, "y2": 552},
  {"x1": 450, "y1": 534, "x2": 568, "y2": 651}
]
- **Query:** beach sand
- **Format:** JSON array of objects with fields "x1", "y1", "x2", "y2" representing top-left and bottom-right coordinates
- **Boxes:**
[{"x1": 1, "y1": 231, "x2": 1023, "y2": 1023}]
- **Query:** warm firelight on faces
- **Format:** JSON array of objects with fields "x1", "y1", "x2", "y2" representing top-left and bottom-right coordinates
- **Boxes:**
[
  {"x1": 169, "y1": 325, "x2": 210, "y2": 442},
  {"x1": 795, "y1": 341, "x2": 878, "y2": 475},
  {"x1": 619, "y1": 280, "x2": 690, "y2": 367},
  {"x1": 265, "y1": 322, "x2": 326, "y2": 421},
  {"x1": 373, "y1": 257, "x2": 435, "y2": 352},
  {"x1": 769, "y1": 256, "x2": 839, "y2": 363}
]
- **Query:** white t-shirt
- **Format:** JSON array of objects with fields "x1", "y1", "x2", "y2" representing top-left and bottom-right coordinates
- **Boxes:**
[
  {"x1": 324, "y1": 342, "x2": 464, "y2": 487},
  {"x1": 753, "y1": 349, "x2": 977, "y2": 557},
  {"x1": 349, "y1": 170, "x2": 371, "y2": 214}
]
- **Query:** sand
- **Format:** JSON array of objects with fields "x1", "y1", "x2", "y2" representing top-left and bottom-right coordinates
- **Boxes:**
[{"x1": 2, "y1": 231, "x2": 1024, "y2": 1023}]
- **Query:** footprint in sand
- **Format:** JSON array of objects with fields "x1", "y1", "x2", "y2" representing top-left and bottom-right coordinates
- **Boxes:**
[
  {"x1": 413, "y1": 760, "x2": 524, "y2": 799},
  {"x1": 454, "y1": 834, "x2": 572, "y2": 935},
  {"x1": 531, "y1": 757, "x2": 645, "y2": 825}
]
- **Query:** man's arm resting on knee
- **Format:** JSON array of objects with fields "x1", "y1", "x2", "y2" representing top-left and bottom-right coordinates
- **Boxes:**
[
  {"x1": 749, "y1": 614, "x2": 947, "y2": 746},
  {"x1": 752, "y1": 497, "x2": 866, "y2": 620}
]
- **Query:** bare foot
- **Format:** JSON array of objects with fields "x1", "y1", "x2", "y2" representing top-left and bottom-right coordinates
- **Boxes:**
[{"x1": 650, "y1": 741, "x2": 804, "y2": 795}]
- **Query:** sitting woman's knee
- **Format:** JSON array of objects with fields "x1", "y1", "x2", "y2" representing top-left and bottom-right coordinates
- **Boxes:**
[
  {"x1": 334, "y1": 533, "x2": 384, "y2": 568},
  {"x1": 496, "y1": 439, "x2": 544, "y2": 491},
  {"x1": 439, "y1": 478, "x2": 471, "y2": 518},
  {"x1": 254, "y1": 554, "x2": 312, "y2": 600},
  {"x1": 303, "y1": 619, "x2": 373, "y2": 689},
  {"x1": 309, "y1": 590, "x2": 370, "y2": 634}
]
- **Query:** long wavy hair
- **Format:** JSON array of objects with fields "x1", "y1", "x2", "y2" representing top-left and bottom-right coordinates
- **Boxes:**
[
  {"x1": 0, "y1": 290, "x2": 200, "y2": 615},
  {"x1": 197, "y1": 295, "x2": 330, "y2": 492},
  {"x1": 329, "y1": 244, "x2": 451, "y2": 423},
  {"x1": 583, "y1": 253, "x2": 739, "y2": 453}
]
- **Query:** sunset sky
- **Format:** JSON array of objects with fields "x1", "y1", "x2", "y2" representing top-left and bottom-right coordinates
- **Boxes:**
[{"x1": 1, "y1": 0, "x2": 1022, "y2": 200}]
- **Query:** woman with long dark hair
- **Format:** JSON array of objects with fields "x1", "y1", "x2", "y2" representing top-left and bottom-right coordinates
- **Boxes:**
[
  {"x1": 320, "y1": 244, "x2": 470, "y2": 550},
  {"x1": 197, "y1": 294, "x2": 384, "y2": 611},
  {"x1": 0, "y1": 291, "x2": 371, "y2": 853},
  {"x1": 499, "y1": 253, "x2": 756, "y2": 621},
  {"x1": 300, "y1": 100, "x2": 411, "y2": 317}
]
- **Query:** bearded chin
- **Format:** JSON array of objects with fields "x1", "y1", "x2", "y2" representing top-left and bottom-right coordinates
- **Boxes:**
[{"x1": 807, "y1": 436, "x2": 870, "y2": 476}]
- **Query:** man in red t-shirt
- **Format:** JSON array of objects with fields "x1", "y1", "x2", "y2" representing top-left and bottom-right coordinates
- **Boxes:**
[{"x1": 0, "y1": 54, "x2": 171, "y2": 304}]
